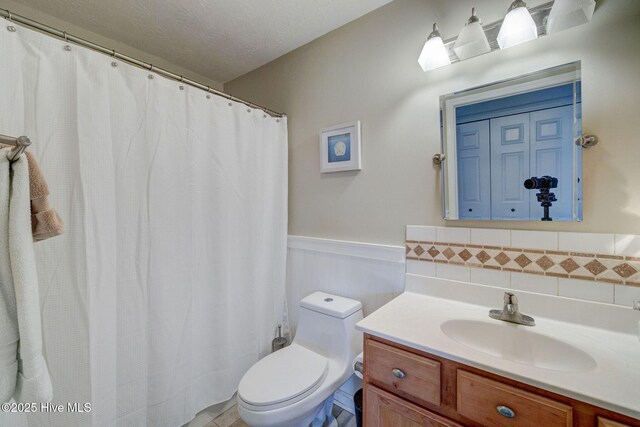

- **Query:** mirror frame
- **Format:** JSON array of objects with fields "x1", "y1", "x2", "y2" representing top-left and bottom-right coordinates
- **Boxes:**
[{"x1": 440, "y1": 62, "x2": 582, "y2": 221}]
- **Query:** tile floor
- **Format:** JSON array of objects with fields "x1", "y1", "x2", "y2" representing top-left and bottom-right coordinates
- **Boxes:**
[{"x1": 205, "y1": 403, "x2": 357, "y2": 427}]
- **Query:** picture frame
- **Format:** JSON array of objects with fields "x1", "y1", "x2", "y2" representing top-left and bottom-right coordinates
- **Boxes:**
[{"x1": 319, "y1": 121, "x2": 361, "y2": 173}]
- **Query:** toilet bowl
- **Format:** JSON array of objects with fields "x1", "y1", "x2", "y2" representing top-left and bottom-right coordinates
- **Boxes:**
[{"x1": 237, "y1": 292, "x2": 363, "y2": 427}]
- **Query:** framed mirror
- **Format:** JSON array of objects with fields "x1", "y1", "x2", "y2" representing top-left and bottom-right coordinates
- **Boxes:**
[{"x1": 440, "y1": 62, "x2": 582, "y2": 222}]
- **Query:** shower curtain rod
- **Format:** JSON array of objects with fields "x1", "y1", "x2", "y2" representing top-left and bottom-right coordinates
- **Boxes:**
[{"x1": 0, "y1": 8, "x2": 286, "y2": 118}]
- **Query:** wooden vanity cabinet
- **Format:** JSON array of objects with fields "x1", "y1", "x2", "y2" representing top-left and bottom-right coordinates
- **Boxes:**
[{"x1": 363, "y1": 334, "x2": 640, "y2": 427}]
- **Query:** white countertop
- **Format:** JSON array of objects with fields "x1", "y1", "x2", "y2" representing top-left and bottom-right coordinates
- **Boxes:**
[{"x1": 356, "y1": 275, "x2": 640, "y2": 419}]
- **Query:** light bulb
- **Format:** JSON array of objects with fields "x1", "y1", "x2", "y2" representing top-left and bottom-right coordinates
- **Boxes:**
[
  {"x1": 453, "y1": 8, "x2": 491, "y2": 60},
  {"x1": 418, "y1": 23, "x2": 451, "y2": 71},
  {"x1": 497, "y1": 0, "x2": 538, "y2": 49}
]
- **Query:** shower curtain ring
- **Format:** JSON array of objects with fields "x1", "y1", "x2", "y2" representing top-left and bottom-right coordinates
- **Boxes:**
[{"x1": 62, "y1": 31, "x2": 72, "y2": 51}]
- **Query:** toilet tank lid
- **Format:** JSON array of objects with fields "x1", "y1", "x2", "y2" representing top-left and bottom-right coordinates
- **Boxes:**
[{"x1": 300, "y1": 292, "x2": 362, "y2": 319}]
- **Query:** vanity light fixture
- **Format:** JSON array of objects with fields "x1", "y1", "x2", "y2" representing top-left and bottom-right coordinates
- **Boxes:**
[
  {"x1": 417, "y1": 1, "x2": 596, "y2": 72},
  {"x1": 497, "y1": 0, "x2": 538, "y2": 49},
  {"x1": 453, "y1": 8, "x2": 491, "y2": 61},
  {"x1": 418, "y1": 23, "x2": 451, "y2": 71},
  {"x1": 547, "y1": 0, "x2": 596, "y2": 34}
]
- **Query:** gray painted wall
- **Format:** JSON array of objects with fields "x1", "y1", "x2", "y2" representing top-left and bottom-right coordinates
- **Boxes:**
[{"x1": 226, "y1": 0, "x2": 640, "y2": 245}]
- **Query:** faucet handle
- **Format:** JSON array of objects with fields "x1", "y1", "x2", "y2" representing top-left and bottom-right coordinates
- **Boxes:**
[{"x1": 504, "y1": 292, "x2": 517, "y2": 305}]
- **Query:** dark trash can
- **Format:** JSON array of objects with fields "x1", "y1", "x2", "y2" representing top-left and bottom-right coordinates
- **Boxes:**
[{"x1": 353, "y1": 388, "x2": 363, "y2": 427}]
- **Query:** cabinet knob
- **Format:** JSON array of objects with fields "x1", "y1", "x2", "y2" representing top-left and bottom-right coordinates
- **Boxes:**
[
  {"x1": 391, "y1": 368, "x2": 406, "y2": 379},
  {"x1": 496, "y1": 405, "x2": 516, "y2": 418}
]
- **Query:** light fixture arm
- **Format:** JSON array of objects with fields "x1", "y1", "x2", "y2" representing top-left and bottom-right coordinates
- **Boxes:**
[
  {"x1": 467, "y1": 8, "x2": 481, "y2": 25},
  {"x1": 427, "y1": 23, "x2": 442, "y2": 41},
  {"x1": 508, "y1": 0, "x2": 528, "y2": 13}
]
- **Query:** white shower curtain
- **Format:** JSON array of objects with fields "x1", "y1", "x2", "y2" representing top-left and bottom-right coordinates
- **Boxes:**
[{"x1": 0, "y1": 22, "x2": 287, "y2": 427}]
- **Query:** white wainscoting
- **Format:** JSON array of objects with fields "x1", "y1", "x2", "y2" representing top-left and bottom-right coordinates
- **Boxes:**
[
  {"x1": 286, "y1": 236, "x2": 405, "y2": 413},
  {"x1": 286, "y1": 236, "x2": 406, "y2": 336}
]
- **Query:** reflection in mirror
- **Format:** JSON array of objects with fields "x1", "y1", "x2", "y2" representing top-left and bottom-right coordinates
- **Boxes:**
[{"x1": 440, "y1": 62, "x2": 582, "y2": 221}]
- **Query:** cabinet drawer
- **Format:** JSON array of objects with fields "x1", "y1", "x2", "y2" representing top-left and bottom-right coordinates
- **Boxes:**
[
  {"x1": 365, "y1": 339, "x2": 441, "y2": 407},
  {"x1": 365, "y1": 385, "x2": 462, "y2": 427},
  {"x1": 457, "y1": 370, "x2": 572, "y2": 427}
]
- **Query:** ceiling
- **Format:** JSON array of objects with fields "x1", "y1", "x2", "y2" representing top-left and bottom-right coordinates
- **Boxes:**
[{"x1": 8, "y1": 0, "x2": 392, "y2": 83}]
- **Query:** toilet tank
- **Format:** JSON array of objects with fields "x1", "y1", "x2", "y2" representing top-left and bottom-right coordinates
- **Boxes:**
[{"x1": 293, "y1": 292, "x2": 363, "y2": 362}]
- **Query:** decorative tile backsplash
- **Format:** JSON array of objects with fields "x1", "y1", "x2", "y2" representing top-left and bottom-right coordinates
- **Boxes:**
[
  {"x1": 406, "y1": 241, "x2": 640, "y2": 287},
  {"x1": 405, "y1": 226, "x2": 640, "y2": 307}
]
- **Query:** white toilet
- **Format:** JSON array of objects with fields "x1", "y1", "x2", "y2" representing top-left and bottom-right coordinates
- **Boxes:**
[{"x1": 237, "y1": 292, "x2": 363, "y2": 427}]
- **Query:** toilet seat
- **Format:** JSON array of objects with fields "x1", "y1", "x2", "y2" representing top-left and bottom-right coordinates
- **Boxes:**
[{"x1": 238, "y1": 344, "x2": 328, "y2": 411}]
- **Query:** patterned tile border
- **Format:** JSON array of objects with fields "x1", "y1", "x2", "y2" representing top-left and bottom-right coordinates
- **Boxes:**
[{"x1": 405, "y1": 240, "x2": 640, "y2": 287}]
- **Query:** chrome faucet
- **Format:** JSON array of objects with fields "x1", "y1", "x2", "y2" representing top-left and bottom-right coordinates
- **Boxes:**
[{"x1": 489, "y1": 292, "x2": 535, "y2": 326}]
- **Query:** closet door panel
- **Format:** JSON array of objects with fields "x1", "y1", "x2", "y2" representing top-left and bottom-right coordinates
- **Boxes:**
[
  {"x1": 529, "y1": 105, "x2": 574, "y2": 221},
  {"x1": 490, "y1": 113, "x2": 530, "y2": 220},
  {"x1": 456, "y1": 121, "x2": 490, "y2": 219}
]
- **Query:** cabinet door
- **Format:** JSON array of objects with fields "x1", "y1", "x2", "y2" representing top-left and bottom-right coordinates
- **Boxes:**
[
  {"x1": 529, "y1": 105, "x2": 574, "y2": 221},
  {"x1": 456, "y1": 120, "x2": 491, "y2": 219},
  {"x1": 490, "y1": 113, "x2": 530, "y2": 220},
  {"x1": 598, "y1": 417, "x2": 634, "y2": 427},
  {"x1": 364, "y1": 385, "x2": 462, "y2": 427}
]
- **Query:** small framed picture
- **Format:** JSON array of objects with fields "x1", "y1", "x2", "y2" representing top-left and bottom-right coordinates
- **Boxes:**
[{"x1": 319, "y1": 121, "x2": 361, "y2": 173}]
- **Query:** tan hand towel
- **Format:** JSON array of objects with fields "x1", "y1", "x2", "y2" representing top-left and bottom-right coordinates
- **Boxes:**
[{"x1": 0, "y1": 145, "x2": 64, "y2": 242}]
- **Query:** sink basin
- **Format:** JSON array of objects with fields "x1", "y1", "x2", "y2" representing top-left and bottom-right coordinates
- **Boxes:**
[{"x1": 440, "y1": 319, "x2": 597, "y2": 373}]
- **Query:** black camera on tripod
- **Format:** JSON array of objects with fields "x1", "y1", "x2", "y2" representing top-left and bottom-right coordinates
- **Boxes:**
[
  {"x1": 523, "y1": 175, "x2": 558, "y2": 221},
  {"x1": 524, "y1": 176, "x2": 558, "y2": 191}
]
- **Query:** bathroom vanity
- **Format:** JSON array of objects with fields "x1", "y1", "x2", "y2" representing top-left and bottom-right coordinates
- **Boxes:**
[{"x1": 356, "y1": 276, "x2": 640, "y2": 427}]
